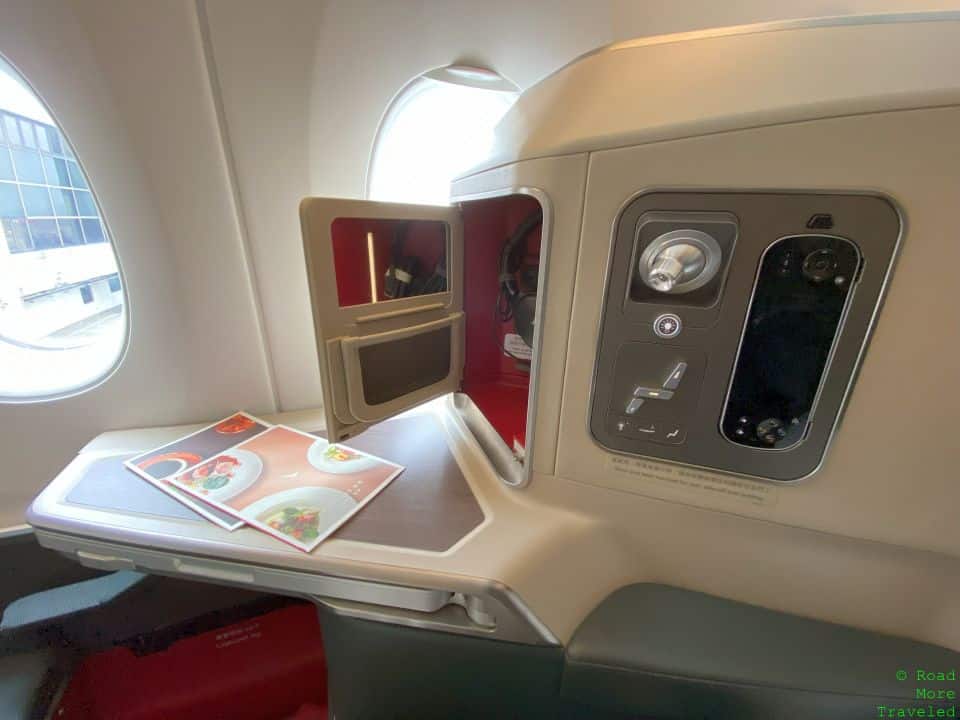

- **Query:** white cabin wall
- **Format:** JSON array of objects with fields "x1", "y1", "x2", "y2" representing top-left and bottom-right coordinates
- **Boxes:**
[
  {"x1": 304, "y1": 0, "x2": 959, "y2": 197},
  {"x1": 72, "y1": 0, "x2": 277, "y2": 415},
  {"x1": 0, "y1": 0, "x2": 276, "y2": 529},
  {"x1": 201, "y1": 0, "x2": 323, "y2": 411}
]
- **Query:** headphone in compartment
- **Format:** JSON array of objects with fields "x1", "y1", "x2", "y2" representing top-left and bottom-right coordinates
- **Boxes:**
[
  {"x1": 383, "y1": 222, "x2": 447, "y2": 299},
  {"x1": 496, "y1": 209, "x2": 542, "y2": 357}
]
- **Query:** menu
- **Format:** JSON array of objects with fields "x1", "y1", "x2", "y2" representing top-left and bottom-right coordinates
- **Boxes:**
[
  {"x1": 166, "y1": 425, "x2": 404, "y2": 552},
  {"x1": 124, "y1": 412, "x2": 270, "y2": 530}
]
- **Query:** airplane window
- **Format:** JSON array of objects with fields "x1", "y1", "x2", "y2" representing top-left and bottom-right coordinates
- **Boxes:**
[
  {"x1": 0, "y1": 55, "x2": 126, "y2": 401},
  {"x1": 367, "y1": 66, "x2": 518, "y2": 205}
]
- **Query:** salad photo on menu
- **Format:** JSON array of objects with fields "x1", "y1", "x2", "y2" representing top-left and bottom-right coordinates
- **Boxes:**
[{"x1": 168, "y1": 425, "x2": 404, "y2": 552}]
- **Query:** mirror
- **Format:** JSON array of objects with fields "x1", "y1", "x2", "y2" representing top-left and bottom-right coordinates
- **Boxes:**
[{"x1": 330, "y1": 218, "x2": 448, "y2": 307}]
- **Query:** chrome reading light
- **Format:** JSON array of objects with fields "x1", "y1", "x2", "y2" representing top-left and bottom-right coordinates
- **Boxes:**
[{"x1": 638, "y1": 228, "x2": 722, "y2": 293}]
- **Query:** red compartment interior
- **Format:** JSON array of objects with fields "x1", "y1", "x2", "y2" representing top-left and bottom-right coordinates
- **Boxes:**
[
  {"x1": 55, "y1": 603, "x2": 327, "y2": 720},
  {"x1": 331, "y1": 217, "x2": 446, "y2": 306},
  {"x1": 327, "y1": 195, "x2": 542, "y2": 454},
  {"x1": 461, "y1": 195, "x2": 542, "y2": 453}
]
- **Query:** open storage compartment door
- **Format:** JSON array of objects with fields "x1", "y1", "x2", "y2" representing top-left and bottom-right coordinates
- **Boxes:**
[
  {"x1": 455, "y1": 194, "x2": 545, "y2": 482},
  {"x1": 301, "y1": 198, "x2": 464, "y2": 441}
]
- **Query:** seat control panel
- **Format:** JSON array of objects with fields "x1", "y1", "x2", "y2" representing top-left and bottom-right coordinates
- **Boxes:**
[
  {"x1": 605, "y1": 344, "x2": 706, "y2": 448},
  {"x1": 589, "y1": 191, "x2": 901, "y2": 482}
]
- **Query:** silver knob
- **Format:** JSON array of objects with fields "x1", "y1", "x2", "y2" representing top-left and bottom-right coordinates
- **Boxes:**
[
  {"x1": 638, "y1": 229, "x2": 722, "y2": 294},
  {"x1": 647, "y1": 244, "x2": 707, "y2": 292}
]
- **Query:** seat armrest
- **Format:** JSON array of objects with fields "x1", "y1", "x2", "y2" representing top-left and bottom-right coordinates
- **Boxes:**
[{"x1": 562, "y1": 584, "x2": 959, "y2": 719}]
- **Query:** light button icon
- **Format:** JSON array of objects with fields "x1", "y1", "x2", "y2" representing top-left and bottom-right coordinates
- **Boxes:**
[{"x1": 654, "y1": 313, "x2": 682, "y2": 339}]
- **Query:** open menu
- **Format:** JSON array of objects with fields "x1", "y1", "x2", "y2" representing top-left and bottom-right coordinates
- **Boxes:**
[
  {"x1": 125, "y1": 415, "x2": 404, "y2": 552},
  {"x1": 124, "y1": 412, "x2": 270, "y2": 530}
]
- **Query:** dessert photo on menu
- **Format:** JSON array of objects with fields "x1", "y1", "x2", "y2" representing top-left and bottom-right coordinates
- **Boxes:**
[
  {"x1": 167, "y1": 425, "x2": 404, "y2": 552},
  {"x1": 124, "y1": 412, "x2": 272, "y2": 530}
]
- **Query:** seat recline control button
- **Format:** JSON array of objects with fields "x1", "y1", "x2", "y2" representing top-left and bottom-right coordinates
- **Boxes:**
[
  {"x1": 652, "y1": 424, "x2": 686, "y2": 445},
  {"x1": 663, "y1": 362, "x2": 688, "y2": 390},
  {"x1": 625, "y1": 397, "x2": 645, "y2": 415}
]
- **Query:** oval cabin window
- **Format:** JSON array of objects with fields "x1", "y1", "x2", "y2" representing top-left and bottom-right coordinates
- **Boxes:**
[
  {"x1": 367, "y1": 65, "x2": 518, "y2": 205},
  {"x1": 0, "y1": 56, "x2": 126, "y2": 401}
]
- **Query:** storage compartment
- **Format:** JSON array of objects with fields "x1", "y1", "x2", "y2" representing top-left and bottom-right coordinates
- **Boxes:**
[
  {"x1": 460, "y1": 194, "x2": 542, "y2": 456},
  {"x1": 301, "y1": 193, "x2": 545, "y2": 484}
]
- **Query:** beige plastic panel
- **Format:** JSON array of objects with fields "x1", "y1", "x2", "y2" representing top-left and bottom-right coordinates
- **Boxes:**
[
  {"x1": 485, "y1": 15, "x2": 960, "y2": 168},
  {"x1": 557, "y1": 106, "x2": 960, "y2": 562},
  {"x1": 449, "y1": 135, "x2": 960, "y2": 652},
  {"x1": 300, "y1": 199, "x2": 464, "y2": 440},
  {"x1": 31, "y1": 396, "x2": 960, "y2": 651},
  {"x1": 447, "y1": 20, "x2": 960, "y2": 649}
]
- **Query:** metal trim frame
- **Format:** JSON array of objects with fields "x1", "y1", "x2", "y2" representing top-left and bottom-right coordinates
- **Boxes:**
[
  {"x1": 449, "y1": 184, "x2": 555, "y2": 489},
  {"x1": 0, "y1": 524, "x2": 32, "y2": 540},
  {"x1": 586, "y1": 187, "x2": 904, "y2": 484}
]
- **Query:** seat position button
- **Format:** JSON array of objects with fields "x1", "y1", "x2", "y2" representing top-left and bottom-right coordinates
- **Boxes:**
[
  {"x1": 625, "y1": 397, "x2": 645, "y2": 415},
  {"x1": 654, "y1": 423, "x2": 686, "y2": 445},
  {"x1": 663, "y1": 361, "x2": 688, "y2": 390},
  {"x1": 633, "y1": 387, "x2": 674, "y2": 401},
  {"x1": 608, "y1": 416, "x2": 635, "y2": 435}
]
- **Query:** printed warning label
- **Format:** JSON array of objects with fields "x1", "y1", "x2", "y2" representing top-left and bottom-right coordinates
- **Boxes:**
[{"x1": 606, "y1": 455, "x2": 778, "y2": 508}]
